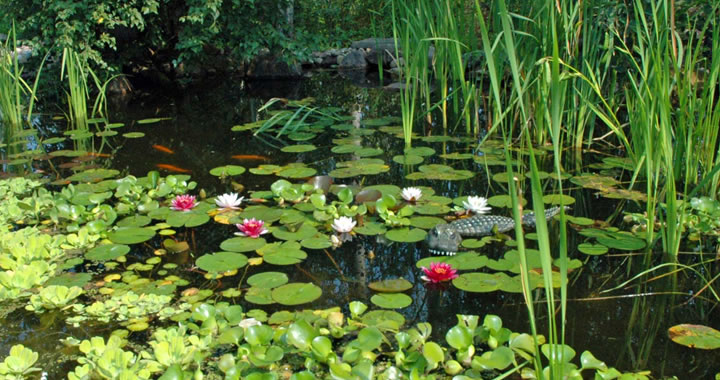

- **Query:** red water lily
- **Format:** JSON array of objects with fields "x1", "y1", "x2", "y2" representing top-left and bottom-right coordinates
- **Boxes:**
[
  {"x1": 171, "y1": 195, "x2": 197, "y2": 212},
  {"x1": 235, "y1": 218, "x2": 269, "y2": 238},
  {"x1": 421, "y1": 262, "x2": 459, "y2": 283}
]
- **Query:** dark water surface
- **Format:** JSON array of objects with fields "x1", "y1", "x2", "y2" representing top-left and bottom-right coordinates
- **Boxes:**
[{"x1": 5, "y1": 71, "x2": 720, "y2": 378}]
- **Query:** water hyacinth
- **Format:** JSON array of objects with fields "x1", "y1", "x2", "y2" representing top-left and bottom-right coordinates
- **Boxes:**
[
  {"x1": 238, "y1": 318, "x2": 262, "y2": 329},
  {"x1": 171, "y1": 195, "x2": 198, "y2": 212},
  {"x1": 215, "y1": 192, "x2": 243, "y2": 210},
  {"x1": 401, "y1": 187, "x2": 422, "y2": 202},
  {"x1": 421, "y1": 262, "x2": 459, "y2": 283},
  {"x1": 235, "y1": 218, "x2": 269, "y2": 238},
  {"x1": 462, "y1": 196, "x2": 491, "y2": 214}
]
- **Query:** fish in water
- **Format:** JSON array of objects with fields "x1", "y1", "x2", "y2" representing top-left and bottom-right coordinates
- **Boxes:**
[
  {"x1": 232, "y1": 154, "x2": 269, "y2": 161},
  {"x1": 152, "y1": 145, "x2": 175, "y2": 154},
  {"x1": 86, "y1": 152, "x2": 112, "y2": 158},
  {"x1": 156, "y1": 163, "x2": 191, "y2": 173}
]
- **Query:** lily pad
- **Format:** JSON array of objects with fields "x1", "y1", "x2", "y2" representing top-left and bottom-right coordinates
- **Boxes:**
[
  {"x1": 392, "y1": 154, "x2": 423, "y2": 165},
  {"x1": 669, "y1": 324, "x2": 720, "y2": 350},
  {"x1": 452, "y1": 273, "x2": 503, "y2": 293},
  {"x1": 362, "y1": 310, "x2": 405, "y2": 330},
  {"x1": 439, "y1": 153, "x2": 474, "y2": 160},
  {"x1": 245, "y1": 287, "x2": 275, "y2": 305},
  {"x1": 385, "y1": 228, "x2": 427, "y2": 243},
  {"x1": 271, "y1": 283, "x2": 322, "y2": 305},
  {"x1": 409, "y1": 216, "x2": 445, "y2": 229},
  {"x1": 259, "y1": 242, "x2": 308, "y2": 265},
  {"x1": 300, "y1": 237, "x2": 333, "y2": 250},
  {"x1": 272, "y1": 224, "x2": 318, "y2": 241},
  {"x1": 116, "y1": 215, "x2": 152, "y2": 227},
  {"x1": 281, "y1": 144, "x2": 316, "y2": 153},
  {"x1": 288, "y1": 132, "x2": 316, "y2": 141},
  {"x1": 122, "y1": 132, "x2": 145, "y2": 138},
  {"x1": 542, "y1": 194, "x2": 575, "y2": 205},
  {"x1": 354, "y1": 222, "x2": 387, "y2": 236},
  {"x1": 577, "y1": 243, "x2": 608, "y2": 255},
  {"x1": 354, "y1": 147, "x2": 384, "y2": 157},
  {"x1": 166, "y1": 211, "x2": 210, "y2": 228},
  {"x1": 220, "y1": 237, "x2": 267, "y2": 252},
  {"x1": 247, "y1": 272, "x2": 289, "y2": 289},
  {"x1": 487, "y1": 195, "x2": 527, "y2": 208},
  {"x1": 404, "y1": 147, "x2": 435, "y2": 157},
  {"x1": 210, "y1": 165, "x2": 246, "y2": 177},
  {"x1": 239, "y1": 206, "x2": 283, "y2": 223},
  {"x1": 371, "y1": 293, "x2": 412, "y2": 309},
  {"x1": 196, "y1": 252, "x2": 248, "y2": 273},
  {"x1": 329, "y1": 164, "x2": 389, "y2": 178},
  {"x1": 277, "y1": 167, "x2": 317, "y2": 178},
  {"x1": 331, "y1": 145, "x2": 362, "y2": 154},
  {"x1": 46, "y1": 273, "x2": 92, "y2": 288},
  {"x1": 108, "y1": 227, "x2": 156, "y2": 244},
  {"x1": 86, "y1": 244, "x2": 130, "y2": 261},
  {"x1": 368, "y1": 278, "x2": 413, "y2": 293}
]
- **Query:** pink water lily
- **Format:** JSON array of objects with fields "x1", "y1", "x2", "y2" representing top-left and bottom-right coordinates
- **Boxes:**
[
  {"x1": 235, "y1": 218, "x2": 269, "y2": 238},
  {"x1": 171, "y1": 195, "x2": 198, "y2": 212},
  {"x1": 421, "y1": 262, "x2": 459, "y2": 283}
]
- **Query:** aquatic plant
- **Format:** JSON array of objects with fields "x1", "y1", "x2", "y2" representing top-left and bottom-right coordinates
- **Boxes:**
[
  {"x1": 400, "y1": 186, "x2": 422, "y2": 202},
  {"x1": 235, "y1": 218, "x2": 269, "y2": 238},
  {"x1": 67, "y1": 336, "x2": 153, "y2": 380},
  {"x1": 215, "y1": 192, "x2": 243, "y2": 210},
  {"x1": 421, "y1": 262, "x2": 458, "y2": 283},
  {"x1": 170, "y1": 194, "x2": 198, "y2": 212},
  {"x1": 331, "y1": 216, "x2": 356, "y2": 234},
  {"x1": 462, "y1": 195, "x2": 490, "y2": 215},
  {"x1": 26, "y1": 285, "x2": 83, "y2": 313},
  {"x1": 0, "y1": 344, "x2": 41, "y2": 380}
]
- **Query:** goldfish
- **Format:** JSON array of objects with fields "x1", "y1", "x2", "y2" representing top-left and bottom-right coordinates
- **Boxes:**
[
  {"x1": 156, "y1": 164, "x2": 191, "y2": 173},
  {"x1": 152, "y1": 145, "x2": 175, "y2": 154},
  {"x1": 86, "y1": 152, "x2": 112, "y2": 158},
  {"x1": 232, "y1": 154, "x2": 269, "y2": 161}
]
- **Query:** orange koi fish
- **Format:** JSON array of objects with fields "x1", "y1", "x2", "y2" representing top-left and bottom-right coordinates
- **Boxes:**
[
  {"x1": 232, "y1": 154, "x2": 269, "y2": 161},
  {"x1": 86, "y1": 152, "x2": 112, "y2": 158},
  {"x1": 152, "y1": 145, "x2": 175, "y2": 154},
  {"x1": 156, "y1": 164, "x2": 192, "y2": 173}
]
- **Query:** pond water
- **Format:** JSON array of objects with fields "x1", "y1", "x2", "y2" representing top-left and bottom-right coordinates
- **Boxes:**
[{"x1": 3, "y1": 71, "x2": 720, "y2": 378}]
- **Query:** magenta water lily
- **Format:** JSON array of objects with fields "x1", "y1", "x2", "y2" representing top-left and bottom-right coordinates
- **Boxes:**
[
  {"x1": 171, "y1": 194, "x2": 198, "y2": 212},
  {"x1": 421, "y1": 262, "x2": 459, "y2": 283},
  {"x1": 235, "y1": 218, "x2": 269, "y2": 238}
]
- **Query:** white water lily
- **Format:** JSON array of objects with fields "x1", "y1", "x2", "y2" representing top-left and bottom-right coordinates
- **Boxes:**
[
  {"x1": 215, "y1": 192, "x2": 243, "y2": 209},
  {"x1": 401, "y1": 187, "x2": 422, "y2": 202},
  {"x1": 331, "y1": 216, "x2": 356, "y2": 233},
  {"x1": 463, "y1": 196, "x2": 491, "y2": 214}
]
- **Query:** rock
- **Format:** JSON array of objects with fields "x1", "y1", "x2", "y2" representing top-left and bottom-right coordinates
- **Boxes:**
[
  {"x1": 246, "y1": 53, "x2": 302, "y2": 79},
  {"x1": 338, "y1": 49, "x2": 367, "y2": 69},
  {"x1": 351, "y1": 38, "x2": 396, "y2": 51},
  {"x1": 107, "y1": 76, "x2": 133, "y2": 96}
]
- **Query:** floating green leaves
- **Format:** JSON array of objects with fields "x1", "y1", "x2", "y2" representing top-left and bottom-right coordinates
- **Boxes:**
[
  {"x1": 196, "y1": 252, "x2": 248, "y2": 273},
  {"x1": 277, "y1": 167, "x2": 317, "y2": 178},
  {"x1": 368, "y1": 278, "x2": 413, "y2": 293},
  {"x1": 271, "y1": 283, "x2": 322, "y2": 305},
  {"x1": 370, "y1": 293, "x2": 412, "y2": 309},
  {"x1": 392, "y1": 154, "x2": 423, "y2": 165},
  {"x1": 108, "y1": 227, "x2": 155, "y2": 244},
  {"x1": 452, "y1": 273, "x2": 503, "y2": 293},
  {"x1": 281, "y1": 144, "x2": 316, "y2": 153},
  {"x1": 577, "y1": 243, "x2": 608, "y2": 255},
  {"x1": 85, "y1": 244, "x2": 130, "y2": 261},
  {"x1": 210, "y1": 165, "x2": 246, "y2": 177},
  {"x1": 385, "y1": 228, "x2": 427, "y2": 243},
  {"x1": 220, "y1": 237, "x2": 267, "y2": 253},
  {"x1": 259, "y1": 241, "x2": 307, "y2": 265},
  {"x1": 329, "y1": 158, "x2": 389, "y2": 178},
  {"x1": 668, "y1": 324, "x2": 720, "y2": 350},
  {"x1": 247, "y1": 272, "x2": 289, "y2": 288},
  {"x1": 406, "y1": 164, "x2": 474, "y2": 181}
]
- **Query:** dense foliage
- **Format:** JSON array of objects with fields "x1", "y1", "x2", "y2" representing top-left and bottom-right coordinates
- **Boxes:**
[{"x1": 0, "y1": 0, "x2": 386, "y2": 74}]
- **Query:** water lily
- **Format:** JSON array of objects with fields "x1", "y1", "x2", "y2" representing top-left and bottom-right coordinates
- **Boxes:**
[
  {"x1": 171, "y1": 195, "x2": 197, "y2": 212},
  {"x1": 235, "y1": 218, "x2": 269, "y2": 238},
  {"x1": 401, "y1": 187, "x2": 422, "y2": 202},
  {"x1": 421, "y1": 262, "x2": 459, "y2": 283},
  {"x1": 462, "y1": 196, "x2": 491, "y2": 214},
  {"x1": 215, "y1": 192, "x2": 243, "y2": 210},
  {"x1": 331, "y1": 216, "x2": 356, "y2": 233}
]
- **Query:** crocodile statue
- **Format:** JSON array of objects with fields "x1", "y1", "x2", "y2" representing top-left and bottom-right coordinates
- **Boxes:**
[{"x1": 425, "y1": 206, "x2": 565, "y2": 255}]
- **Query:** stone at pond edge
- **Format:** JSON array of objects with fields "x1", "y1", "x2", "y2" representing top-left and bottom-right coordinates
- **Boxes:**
[{"x1": 246, "y1": 53, "x2": 302, "y2": 79}]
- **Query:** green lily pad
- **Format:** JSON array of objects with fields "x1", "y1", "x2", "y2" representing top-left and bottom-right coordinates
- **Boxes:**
[
  {"x1": 281, "y1": 144, "x2": 316, "y2": 153},
  {"x1": 371, "y1": 293, "x2": 412, "y2": 309},
  {"x1": 452, "y1": 273, "x2": 503, "y2": 292},
  {"x1": 368, "y1": 278, "x2": 413, "y2": 293},
  {"x1": 487, "y1": 195, "x2": 527, "y2": 208},
  {"x1": 196, "y1": 252, "x2": 248, "y2": 273},
  {"x1": 300, "y1": 237, "x2": 332, "y2": 250},
  {"x1": 66, "y1": 168, "x2": 120, "y2": 182},
  {"x1": 362, "y1": 185, "x2": 402, "y2": 197},
  {"x1": 272, "y1": 224, "x2": 318, "y2": 241},
  {"x1": 288, "y1": 132, "x2": 316, "y2": 141},
  {"x1": 331, "y1": 145, "x2": 362, "y2": 154},
  {"x1": 277, "y1": 167, "x2": 317, "y2": 178},
  {"x1": 354, "y1": 222, "x2": 387, "y2": 236},
  {"x1": 247, "y1": 272, "x2": 289, "y2": 289},
  {"x1": 385, "y1": 228, "x2": 427, "y2": 243},
  {"x1": 596, "y1": 235, "x2": 645, "y2": 251},
  {"x1": 362, "y1": 310, "x2": 405, "y2": 330},
  {"x1": 411, "y1": 204, "x2": 452, "y2": 215},
  {"x1": 210, "y1": 165, "x2": 246, "y2": 177},
  {"x1": 220, "y1": 237, "x2": 267, "y2": 252},
  {"x1": 239, "y1": 206, "x2": 284, "y2": 223},
  {"x1": 566, "y1": 216, "x2": 594, "y2": 226},
  {"x1": 542, "y1": 194, "x2": 575, "y2": 205},
  {"x1": 260, "y1": 242, "x2": 308, "y2": 265},
  {"x1": 329, "y1": 164, "x2": 389, "y2": 178},
  {"x1": 137, "y1": 117, "x2": 171, "y2": 124},
  {"x1": 108, "y1": 227, "x2": 156, "y2": 244},
  {"x1": 392, "y1": 154, "x2": 423, "y2": 165},
  {"x1": 46, "y1": 273, "x2": 92, "y2": 288},
  {"x1": 166, "y1": 211, "x2": 210, "y2": 228},
  {"x1": 122, "y1": 132, "x2": 145, "y2": 138},
  {"x1": 446, "y1": 252, "x2": 489, "y2": 270},
  {"x1": 409, "y1": 216, "x2": 445, "y2": 229},
  {"x1": 116, "y1": 215, "x2": 152, "y2": 227},
  {"x1": 271, "y1": 283, "x2": 322, "y2": 305},
  {"x1": 245, "y1": 287, "x2": 275, "y2": 305},
  {"x1": 404, "y1": 147, "x2": 436, "y2": 157},
  {"x1": 354, "y1": 147, "x2": 384, "y2": 157},
  {"x1": 439, "y1": 153, "x2": 474, "y2": 160},
  {"x1": 250, "y1": 164, "x2": 282, "y2": 175},
  {"x1": 669, "y1": 324, "x2": 720, "y2": 349},
  {"x1": 577, "y1": 243, "x2": 608, "y2": 255},
  {"x1": 86, "y1": 244, "x2": 130, "y2": 261}
]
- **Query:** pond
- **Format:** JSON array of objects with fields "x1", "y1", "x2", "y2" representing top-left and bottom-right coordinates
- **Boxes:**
[{"x1": 1, "y1": 71, "x2": 719, "y2": 379}]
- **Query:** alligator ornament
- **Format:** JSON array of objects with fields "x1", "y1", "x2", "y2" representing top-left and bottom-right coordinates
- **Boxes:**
[{"x1": 425, "y1": 206, "x2": 565, "y2": 255}]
